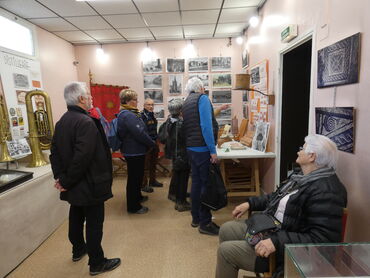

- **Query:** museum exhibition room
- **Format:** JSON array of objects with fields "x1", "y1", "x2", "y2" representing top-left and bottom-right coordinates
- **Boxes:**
[{"x1": 0, "y1": 0, "x2": 369, "y2": 277}]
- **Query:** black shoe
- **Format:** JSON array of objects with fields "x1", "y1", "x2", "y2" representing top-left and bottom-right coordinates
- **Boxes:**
[
  {"x1": 150, "y1": 180, "x2": 163, "y2": 187},
  {"x1": 72, "y1": 250, "x2": 87, "y2": 262},
  {"x1": 90, "y1": 258, "x2": 121, "y2": 276},
  {"x1": 191, "y1": 221, "x2": 199, "y2": 228},
  {"x1": 199, "y1": 222, "x2": 219, "y2": 236},
  {"x1": 142, "y1": 185, "x2": 154, "y2": 193},
  {"x1": 140, "y1": 196, "x2": 149, "y2": 203},
  {"x1": 128, "y1": 206, "x2": 149, "y2": 214},
  {"x1": 175, "y1": 201, "x2": 191, "y2": 212}
]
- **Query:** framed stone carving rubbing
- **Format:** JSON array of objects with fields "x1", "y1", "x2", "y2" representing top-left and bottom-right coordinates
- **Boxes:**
[
  {"x1": 317, "y1": 33, "x2": 360, "y2": 88},
  {"x1": 315, "y1": 107, "x2": 355, "y2": 153}
]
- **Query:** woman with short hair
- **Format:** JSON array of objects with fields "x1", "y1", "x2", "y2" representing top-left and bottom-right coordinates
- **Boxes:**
[
  {"x1": 117, "y1": 89, "x2": 155, "y2": 214},
  {"x1": 215, "y1": 134, "x2": 347, "y2": 278}
]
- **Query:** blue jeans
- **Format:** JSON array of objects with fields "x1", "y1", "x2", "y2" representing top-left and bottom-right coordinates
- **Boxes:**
[{"x1": 187, "y1": 150, "x2": 212, "y2": 227}]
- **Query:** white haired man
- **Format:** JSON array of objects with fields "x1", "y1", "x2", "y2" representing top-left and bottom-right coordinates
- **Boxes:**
[
  {"x1": 182, "y1": 77, "x2": 219, "y2": 236},
  {"x1": 215, "y1": 134, "x2": 347, "y2": 278},
  {"x1": 50, "y1": 82, "x2": 120, "y2": 275}
]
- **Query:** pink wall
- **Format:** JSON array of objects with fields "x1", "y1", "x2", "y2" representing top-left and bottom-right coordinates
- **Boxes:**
[
  {"x1": 74, "y1": 39, "x2": 244, "y2": 122},
  {"x1": 36, "y1": 27, "x2": 78, "y2": 123},
  {"x1": 245, "y1": 0, "x2": 370, "y2": 241}
]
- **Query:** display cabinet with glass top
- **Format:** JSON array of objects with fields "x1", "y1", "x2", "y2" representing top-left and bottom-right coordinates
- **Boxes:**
[{"x1": 285, "y1": 243, "x2": 370, "y2": 277}]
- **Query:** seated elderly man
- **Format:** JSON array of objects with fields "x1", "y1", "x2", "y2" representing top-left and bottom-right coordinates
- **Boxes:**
[{"x1": 215, "y1": 134, "x2": 347, "y2": 278}]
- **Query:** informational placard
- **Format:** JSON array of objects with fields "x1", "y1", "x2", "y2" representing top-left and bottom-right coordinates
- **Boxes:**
[{"x1": 0, "y1": 51, "x2": 43, "y2": 140}]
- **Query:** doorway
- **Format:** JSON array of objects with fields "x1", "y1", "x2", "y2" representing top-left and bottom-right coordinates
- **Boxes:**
[{"x1": 279, "y1": 39, "x2": 312, "y2": 182}]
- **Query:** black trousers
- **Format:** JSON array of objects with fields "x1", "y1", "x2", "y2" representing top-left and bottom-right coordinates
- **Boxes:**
[
  {"x1": 125, "y1": 155, "x2": 145, "y2": 212},
  {"x1": 68, "y1": 204, "x2": 105, "y2": 267},
  {"x1": 170, "y1": 168, "x2": 190, "y2": 203}
]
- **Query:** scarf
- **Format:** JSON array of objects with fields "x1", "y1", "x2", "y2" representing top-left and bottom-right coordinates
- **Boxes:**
[
  {"x1": 265, "y1": 167, "x2": 336, "y2": 213},
  {"x1": 120, "y1": 104, "x2": 140, "y2": 117}
]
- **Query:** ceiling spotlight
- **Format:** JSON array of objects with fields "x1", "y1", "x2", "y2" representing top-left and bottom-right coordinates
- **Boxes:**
[
  {"x1": 249, "y1": 16, "x2": 259, "y2": 28},
  {"x1": 183, "y1": 40, "x2": 196, "y2": 58},
  {"x1": 236, "y1": 36, "x2": 243, "y2": 45}
]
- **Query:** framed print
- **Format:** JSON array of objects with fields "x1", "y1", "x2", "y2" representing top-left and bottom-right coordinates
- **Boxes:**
[
  {"x1": 188, "y1": 57, "x2": 208, "y2": 72},
  {"x1": 211, "y1": 90, "x2": 231, "y2": 104},
  {"x1": 211, "y1": 57, "x2": 231, "y2": 72},
  {"x1": 315, "y1": 107, "x2": 355, "y2": 153},
  {"x1": 242, "y1": 47, "x2": 249, "y2": 69},
  {"x1": 143, "y1": 75, "x2": 162, "y2": 89},
  {"x1": 168, "y1": 74, "x2": 183, "y2": 94},
  {"x1": 212, "y1": 74, "x2": 231, "y2": 88},
  {"x1": 317, "y1": 33, "x2": 360, "y2": 88},
  {"x1": 142, "y1": 58, "x2": 162, "y2": 73},
  {"x1": 144, "y1": 90, "x2": 163, "y2": 103},
  {"x1": 166, "y1": 58, "x2": 185, "y2": 73},
  {"x1": 251, "y1": 121, "x2": 270, "y2": 152},
  {"x1": 154, "y1": 105, "x2": 165, "y2": 119}
]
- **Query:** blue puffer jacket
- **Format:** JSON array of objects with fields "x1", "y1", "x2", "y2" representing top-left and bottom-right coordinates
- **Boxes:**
[{"x1": 117, "y1": 109, "x2": 155, "y2": 156}]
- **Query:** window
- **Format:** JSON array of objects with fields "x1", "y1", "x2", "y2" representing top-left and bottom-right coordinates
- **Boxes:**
[{"x1": 0, "y1": 15, "x2": 34, "y2": 56}]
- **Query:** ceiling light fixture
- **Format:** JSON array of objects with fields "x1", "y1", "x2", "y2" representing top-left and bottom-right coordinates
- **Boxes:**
[
  {"x1": 96, "y1": 45, "x2": 109, "y2": 63},
  {"x1": 236, "y1": 36, "x2": 243, "y2": 45},
  {"x1": 183, "y1": 40, "x2": 196, "y2": 58},
  {"x1": 249, "y1": 16, "x2": 260, "y2": 28},
  {"x1": 226, "y1": 37, "x2": 232, "y2": 47},
  {"x1": 141, "y1": 42, "x2": 154, "y2": 62}
]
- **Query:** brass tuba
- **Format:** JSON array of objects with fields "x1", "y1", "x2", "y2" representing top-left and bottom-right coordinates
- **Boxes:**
[
  {"x1": 25, "y1": 90, "x2": 54, "y2": 167},
  {"x1": 0, "y1": 95, "x2": 14, "y2": 162}
]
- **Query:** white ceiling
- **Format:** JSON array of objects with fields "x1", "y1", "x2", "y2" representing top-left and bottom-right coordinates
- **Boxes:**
[{"x1": 0, "y1": 0, "x2": 265, "y2": 45}]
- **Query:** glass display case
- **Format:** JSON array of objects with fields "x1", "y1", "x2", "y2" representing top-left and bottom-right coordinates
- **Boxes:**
[
  {"x1": 285, "y1": 243, "x2": 370, "y2": 277},
  {"x1": 0, "y1": 169, "x2": 33, "y2": 194}
]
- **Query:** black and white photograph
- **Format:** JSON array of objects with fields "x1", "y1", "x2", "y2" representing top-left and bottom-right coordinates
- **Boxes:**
[
  {"x1": 6, "y1": 138, "x2": 32, "y2": 159},
  {"x1": 13, "y1": 73, "x2": 29, "y2": 88},
  {"x1": 242, "y1": 47, "x2": 249, "y2": 69},
  {"x1": 144, "y1": 90, "x2": 163, "y2": 103},
  {"x1": 252, "y1": 121, "x2": 270, "y2": 152},
  {"x1": 166, "y1": 58, "x2": 185, "y2": 73},
  {"x1": 189, "y1": 74, "x2": 209, "y2": 88},
  {"x1": 142, "y1": 58, "x2": 162, "y2": 73},
  {"x1": 211, "y1": 57, "x2": 231, "y2": 72},
  {"x1": 144, "y1": 75, "x2": 162, "y2": 89},
  {"x1": 214, "y1": 106, "x2": 231, "y2": 119},
  {"x1": 188, "y1": 57, "x2": 208, "y2": 72},
  {"x1": 212, "y1": 74, "x2": 232, "y2": 88},
  {"x1": 168, "y1": 96, "x2": 185, "y2": 104},
  {"x1": 154, "y1": 105, "x2": 165, "y2": 119},
  {"x1": 242, "y1": 91, "x2": 248, "y2": 102},
  {"x1": 211, "y1": 90, "x2": 231, "y2": 103},
  {"x1": 168, "y1": 74, "x2": 183, "y2": 94}
]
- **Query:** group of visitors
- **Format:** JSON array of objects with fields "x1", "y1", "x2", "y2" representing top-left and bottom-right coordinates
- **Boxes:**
[{"x1": 49, "y1": 79, "x2": 347, "y2": 277}]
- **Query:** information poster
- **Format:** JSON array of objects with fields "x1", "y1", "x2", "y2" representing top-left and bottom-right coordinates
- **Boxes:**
[{"x1": 0, "y1": 51, "x2": 43, "y2": 139}]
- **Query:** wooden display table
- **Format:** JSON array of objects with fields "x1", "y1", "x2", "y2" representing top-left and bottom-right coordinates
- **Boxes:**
[{"x1": 217, "y1": 147, "x2": 275, "y2": 197}]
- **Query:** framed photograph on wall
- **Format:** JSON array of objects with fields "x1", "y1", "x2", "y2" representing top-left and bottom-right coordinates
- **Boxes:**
[
  {"x1": 214, "y1": 105, "x2": 231, "y2": 119},
  {"x1": 166, "y1": 58, "x2": 185, "y2": 73},
  {"x1": 144, "y1": 90, "x2": 163, "y2": 103},
  {"x1": 211, "y1": 57, "x2": 231, "y2": 72},
  {"x1": 142, "y1": 58, "x2": 162, "y2": 73},
  {"x1": 168, "y1": 74, "x2": 183, "y2": 94},
  {"x1": 188, "y1": 57, "x2": 208, "y2": 72},
  {"x1": 242, "y1": 47, "x2": 249, "y2": 69},
  {"x1": 154, "y1": 105, "x2": 165, "y2": 119},
  {"x1": 251, "y1": 121, "x2": 270, "y2": 152},
  {"x1": 211, "y1": 90, "x2": 231, "y2": 104},
  {"x1": 317, "y1": 33, "x2": 360, "y2": 88},
  {"x1": 212, "y1": 73, "x2": 231, "y2": 88},
  {"x1": 143, "y1": 75, "x2": 162, "y2": 89},
  {"x1": 188, "y1": 74, "x2": 209, "y2": 88}
]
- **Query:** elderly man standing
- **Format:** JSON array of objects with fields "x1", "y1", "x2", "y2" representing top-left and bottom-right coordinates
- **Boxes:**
[
  {"x1": 50, "y1": 82, "x2": 120, "y2": 276},
  {"x1": 141, "y1": 98, "x2": 163, "y2": 193},
  {"x1": 182, "y1": 77, "x2": 219, "y2": 236}
]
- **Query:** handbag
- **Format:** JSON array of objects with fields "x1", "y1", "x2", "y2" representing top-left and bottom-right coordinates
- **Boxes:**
[
  {"x1": 245, "y1": 212, "x2": 281, "y2": 246},
  {"x1": 201, "y1": 164, "x2": 228, "y2": 211}
]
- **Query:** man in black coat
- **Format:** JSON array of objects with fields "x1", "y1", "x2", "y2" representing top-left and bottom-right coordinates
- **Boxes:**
[{"x1": 50, "y1": 82, "x2": 120, "y2": 276}]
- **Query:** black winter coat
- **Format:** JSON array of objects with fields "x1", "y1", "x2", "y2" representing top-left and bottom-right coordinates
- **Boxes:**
[
  {"x1": 247, "y1": 173, "x2": 347, "y2": 273},
  {"x1": 50, "y1": 105, "x2": 113, "y2": 206}
]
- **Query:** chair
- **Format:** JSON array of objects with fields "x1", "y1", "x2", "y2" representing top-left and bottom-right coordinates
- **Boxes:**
[{"x1": 112, "y1": 152, "x2": 127, "y2": 176}]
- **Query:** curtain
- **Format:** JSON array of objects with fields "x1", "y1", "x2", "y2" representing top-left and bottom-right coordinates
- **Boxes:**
[{"x1": 90, "y1": 84, "x2": 128, "y2": 122}]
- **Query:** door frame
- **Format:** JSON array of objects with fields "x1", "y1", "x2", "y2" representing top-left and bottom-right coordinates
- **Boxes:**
[{"x1": 274, "y1": 30, "x2": 316, "y2": 186}]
